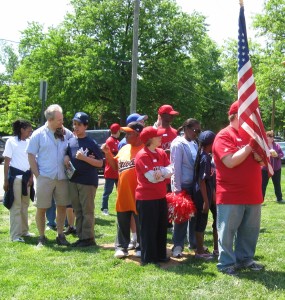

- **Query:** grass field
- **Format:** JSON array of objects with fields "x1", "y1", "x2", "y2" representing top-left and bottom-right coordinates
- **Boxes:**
[{"x1": 1, "y1": 173, "x2": 285, "y2": 299}]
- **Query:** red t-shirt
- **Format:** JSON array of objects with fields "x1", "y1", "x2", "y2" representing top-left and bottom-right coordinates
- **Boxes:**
[
  {"x1": 135, "y1": 147, "x2": 170, "y2": 200},
  {"x1": 104, "y1": 136, "x2": 119, "y2": 179},
  {"x1": 212, "y1": 125, "x2": 262, "y2": 205},
  {"x1": 159, "y1": 126, "x2": 177, "y2": 157}
]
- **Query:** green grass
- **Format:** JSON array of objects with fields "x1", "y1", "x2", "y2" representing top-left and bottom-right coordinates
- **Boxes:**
[{"x1": 1, "y1": 171, "x2": 285, "y2": 299}]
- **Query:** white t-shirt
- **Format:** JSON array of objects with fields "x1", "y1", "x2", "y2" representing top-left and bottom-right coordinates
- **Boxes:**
[{"x1": 3, "y1": 136, "x2": 30, "y2": 172}]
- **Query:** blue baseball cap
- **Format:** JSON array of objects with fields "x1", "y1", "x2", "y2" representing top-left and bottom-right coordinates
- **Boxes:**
[
  {"x1": 73, "y1": 112, "x2": 89, "y2": 125},
  {"x1": 198, "y1": 130, "x2": 216, "y2": 146},
  {"x1": 126, "y1": 113, "x2": 148, "y2": 124}
]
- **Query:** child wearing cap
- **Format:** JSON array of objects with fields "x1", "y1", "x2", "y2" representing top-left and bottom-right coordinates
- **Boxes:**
[
  {"x1": 193, "y1": 130, "x2": 217, "y2": 260},
  {"x1": 135, "y1": 126, "x2": 173, "y2": 265},
  {"x1": 100, "y1": 123, "x2": 121, "y2": 215},
  {"x1": 64, "y1": 112, "x2": 104, "y2": 247}
]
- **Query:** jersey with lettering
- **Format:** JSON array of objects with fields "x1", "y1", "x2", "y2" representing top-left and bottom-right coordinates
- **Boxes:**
[{"x1": 114, "y1": 143, "x2": 144, "y2": 212}]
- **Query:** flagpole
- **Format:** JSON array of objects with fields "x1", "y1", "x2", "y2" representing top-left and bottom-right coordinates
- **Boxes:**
[{"x1": 239, "y1": 0, "x2": 244, "y2": 7}]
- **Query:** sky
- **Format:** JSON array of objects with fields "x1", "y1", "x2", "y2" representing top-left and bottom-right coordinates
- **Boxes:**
[{"x1": 0, "y1": 0, "x2": 264, "y2": 46}]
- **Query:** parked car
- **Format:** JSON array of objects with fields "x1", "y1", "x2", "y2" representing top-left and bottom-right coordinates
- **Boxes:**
[
  {"x1": 86, "y1": 129, "x2": 111, "y2": 175},
  {"x1": 0, "y1": 138, "x2": 5, "y2": 164},
  {"x1": 276, "y1": 141, "x2": 285, "y2": 164}
]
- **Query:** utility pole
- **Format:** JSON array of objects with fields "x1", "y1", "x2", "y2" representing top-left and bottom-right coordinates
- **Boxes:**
[
  {"x1": 130, "y1": 0, "x2": 140, "y2": 114},
  {"x1": 40, "y1": 80, "x2": 48, "y2": 125}
]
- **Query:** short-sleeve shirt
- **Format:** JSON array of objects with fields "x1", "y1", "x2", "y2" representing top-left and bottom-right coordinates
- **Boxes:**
[
  {"x1": 26, "y1": 125, "x2": 73, "y2": 180},
  {"x1": 135, "y1": 147, "x2": 169, "y2": 200},
  {"x1": 66, "y1": 136, "x2": 103, "y2": 186},
  {"x1": 104, "y1": 136, "x2": 119, "y2": 179},
  {"x1": 212, "y1": 125, "x2": 262, "y2": 205},
  {"x1": 114, "y1": 144, "x2": 144, "y2": 213},
  {"x1": 193, "y1": 151, "x2": 214, "y2": 205},
  {"x1": 159, "y1": 126, "x2": 177, "y2": 157},
  {"x1": 3, "y1": 136, "x2": 30, "y2": 172}
]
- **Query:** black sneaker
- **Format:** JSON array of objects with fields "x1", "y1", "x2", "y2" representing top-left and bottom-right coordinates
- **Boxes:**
[
  {"x1": 244, "y1": 262, "x2": 264, "y2": 271},
  {"x1": 63, "y1": 226, "x2": 77, "y2": 236},
  {"x1": 220, "y1": 266, "x2": 238, "y2": 276},
  {"x1": 37, "y1": 236, "x2": 48, "y2": 247},
  {"x1": 56, "y1": 234, "x2": 70, "y2": 246},
  {"x1": 72, "y1": 238, "x2": 96, "y2": 247}
]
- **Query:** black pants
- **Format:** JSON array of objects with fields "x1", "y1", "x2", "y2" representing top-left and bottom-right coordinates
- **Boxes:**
[
  {"x1": 116, "y1": 211, "x2": 140, "y2": 250},
  {"x1": 136, "y1": 199, "x2": 168, "y2": 263},
  {"x1": 262, "y1": 168, "x2": 283, "y2": 201}
]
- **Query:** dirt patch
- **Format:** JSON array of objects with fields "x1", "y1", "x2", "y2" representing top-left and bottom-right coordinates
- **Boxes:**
[{"x1": 100, "y1": 243, "x2": 194, "y2": 269}]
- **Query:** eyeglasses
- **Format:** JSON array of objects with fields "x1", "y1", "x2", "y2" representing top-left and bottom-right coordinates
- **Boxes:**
[{"x1": 267, "y1": 135, "x2": 273, "y2": 138}]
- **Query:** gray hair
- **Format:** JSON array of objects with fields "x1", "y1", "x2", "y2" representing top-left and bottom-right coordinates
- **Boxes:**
[{"x1": 44, "y1": 104, "x2": 63, "y2": 120}]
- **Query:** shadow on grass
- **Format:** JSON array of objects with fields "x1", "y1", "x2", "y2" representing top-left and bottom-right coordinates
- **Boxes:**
[{"x1": 95, "y1": 217, "x2": 116, "y2": 226}]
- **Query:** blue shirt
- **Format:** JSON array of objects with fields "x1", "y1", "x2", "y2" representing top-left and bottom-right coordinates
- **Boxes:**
[
  {"x1": 67, "y1": 136, "x2": 103, "y2": 186},
  {"x1": 27, "y1": 125, "x2": 73, "y2": 180}
]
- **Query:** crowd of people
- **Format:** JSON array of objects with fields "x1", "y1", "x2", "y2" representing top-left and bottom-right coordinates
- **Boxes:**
[{"x1": 2, "y1": 101, "x2": 283, "y2": 275}]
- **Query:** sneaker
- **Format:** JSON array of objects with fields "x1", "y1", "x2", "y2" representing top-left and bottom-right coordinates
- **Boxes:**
[
  {"x1": 172, "y1": 246, "x2": 183, "y2": 258},
  {"x1": 22, "y1": 232, "x2": 35, "y2": 237},
  {"x1": 243, "y1": 261, "x2": 264, "y2": 271},
  {"x1": 195, "y1": 253, "x2": 214, "y2": 261},
  {"x1": 37, "y1": 236, "x2": 48, "y2": 247},
  {"x1": 102, "y1": 209, "x2": 109, "y2": 216},
  {"x1": 72, "y1": 239, "x2": 96, "y2": 247},
  {"x1": 56, "y1": 234, "x2": 70, "y2": 246},
  {"x1": 277, "y1": 199, "x2": 285, "y2": 204},
  {"x1": 128, "y1": 239, "x2": 137, "y2": 250},
  {"x1": 63, "y1": 226, "x2": 77, "y2": 236},
  {"x1": 134, "y1": 250, "x2": 141, "y2": 257},
  {"x1": 114, "y1": 249, "x2": 128, "y2": 259},
  {"x1": 12, "y1": 237, "x2": 25, "y2": 243},
  {"x1": 220, "y1": 266, "x2": 238, "y2": 276},
  {"x1": 46, "y1": 225, "x2": 57, "y2": 231}
]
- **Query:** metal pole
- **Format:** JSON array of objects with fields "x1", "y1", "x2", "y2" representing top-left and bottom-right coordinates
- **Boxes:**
[{"x1": 130, "y1": 0, "x2": 140, "y2": 114}]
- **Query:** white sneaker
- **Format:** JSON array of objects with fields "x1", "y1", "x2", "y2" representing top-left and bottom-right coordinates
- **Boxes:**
[
  {"x1": 172, "y1": 246, "x2": 183, "y2": 258},
  {"x1": 114, "y1": 249, "x2": 128, "y2": 259},
  {"x1": 102, "y1": 209, "x2": 109, "y2": 216},
  {"x1": 12, "y1": 237, "x2": 25, "y2": 243},
  {"x1": 135, "y1": 250, "x2": 141, "y2": 257},
  {"x1": 128, "y1": 239, "x2": 137, "y2": 250},
  {"x1": 22, "y1": 232, "x2": 35, "y2": 237}
]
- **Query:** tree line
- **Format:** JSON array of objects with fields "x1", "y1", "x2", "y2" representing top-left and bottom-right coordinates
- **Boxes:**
[{"x1": 0, "y1": 0, "x2": 284, "y2": 135}]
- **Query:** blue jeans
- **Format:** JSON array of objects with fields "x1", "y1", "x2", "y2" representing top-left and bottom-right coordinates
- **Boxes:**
[
  {"x1": 172, "y1": 217, "x2": 197, "y2": 249},
  {"x1": 217, "y1": 204, "x2": 261, "y2": 271},
  {"x1": 101, "y1": 178, "x2": 118, "y2": 210},
  {"x1": 46, "y1": 198, "x2": 56, "y2": 227}
]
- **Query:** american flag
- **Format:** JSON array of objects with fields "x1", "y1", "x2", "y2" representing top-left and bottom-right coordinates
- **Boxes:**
[{"x1": 237, "y1": 5, "x2": 273, "y2": 175}]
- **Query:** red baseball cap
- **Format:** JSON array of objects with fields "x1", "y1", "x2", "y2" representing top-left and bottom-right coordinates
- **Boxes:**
[
  {"x1": 140, "y1": 126, "x2": 164, "y2": 144},
  {"x1": 110, "y1": 123, "x2": 121, "y2": 134},
  {"x1": 158, "y1": 104, "x2": 179, "y2": 115},
  {"x1": 228, "y1": 101, "x2": 238, "y2": 115}
]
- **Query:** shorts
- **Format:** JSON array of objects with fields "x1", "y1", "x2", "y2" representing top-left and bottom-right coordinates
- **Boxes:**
[{"x1": 35, "y1": 175, "x2": 70, "y2": 208}]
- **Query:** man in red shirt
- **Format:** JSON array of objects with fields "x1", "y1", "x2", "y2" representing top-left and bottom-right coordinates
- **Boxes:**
[
  {"x1": 100, "y1": 123, "x2": 121, "y2": 215},
  {"x1": 212, "y1": 101, "x2": 264, "y2": 276}
]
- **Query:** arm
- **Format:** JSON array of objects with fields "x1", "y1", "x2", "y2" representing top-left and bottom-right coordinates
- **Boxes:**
[
  {"x1": 170, "y1": 142, "x2": 183, "y2": 192},
  {"x1": 76, "y1": 151, "x2": 103, "y2": 168},
  {"x1": 222, "y1": 144, "x2": 252, "y2": 168},
  {"x1": 28, "y1": 153, "x2": 39, "y2": 178},
  {"x1": 3, "y1": 157, "x2": 11, "y2": 192},
  {"x1": 199, "y1": 179, "x2": 209, "y2": 214},
  {"x1": 101, "y1": 143, "x2": 118, "y2": 171}
]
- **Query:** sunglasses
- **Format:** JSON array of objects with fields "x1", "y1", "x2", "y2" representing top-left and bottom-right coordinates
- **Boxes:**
[
  {"x1": 189, "y1": 127, "x2": 201, "y2": 134},
  {"x1": 267, "y1": 135, "x2": 273, "y2": 138}
]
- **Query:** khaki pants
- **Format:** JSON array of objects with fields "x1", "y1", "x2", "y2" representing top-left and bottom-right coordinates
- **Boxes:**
[
  {"x1": 69, "y1": 182, "x2": 96, "y2": 240},
  {"x1": 10, "y1": 178, "x2": 30, "y2": 240}
]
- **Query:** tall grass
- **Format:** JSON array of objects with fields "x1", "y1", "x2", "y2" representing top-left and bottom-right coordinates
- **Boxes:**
[{"x1": 0, "y1": 172, "x2": 285, "y2": 299}]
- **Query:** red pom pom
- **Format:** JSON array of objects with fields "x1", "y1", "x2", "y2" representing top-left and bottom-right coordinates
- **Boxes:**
[{"x1": 166, "y1": 190, "x2": 196, "y2": 224}]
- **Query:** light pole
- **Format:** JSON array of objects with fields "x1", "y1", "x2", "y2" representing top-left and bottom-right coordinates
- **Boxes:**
[{"x1": 130, "y1": 0, "x2": 140, "y2": 114}]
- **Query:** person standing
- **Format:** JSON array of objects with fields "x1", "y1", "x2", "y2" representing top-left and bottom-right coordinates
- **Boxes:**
[
  {"x1": 27, "y1": 104, "x2": 73, "y2": 247},
  {"x1": 212, "y1": 101, "x2": 264, "y2": 276},
  {"x1": 3, "y1": 120, "x2": 34, "y2": 242},
  {"x1": 170, "y1": 118, "x2": 201, "y2": 257},
  {"x1": 262, "y1": 130, "x2": 284, "y2": 203},
  {"x1": 101, "y1": 123, "x2": 121, "y2": 215},
  {"x1": 65, "y1": 112, "x2": 103, "y2": 247},
  {"x1": 101, "y1": 122, "x2": 143, "y2": 258},
  {"x1": 135, "y1": 126, "x2": 172, "y2": 265}
]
